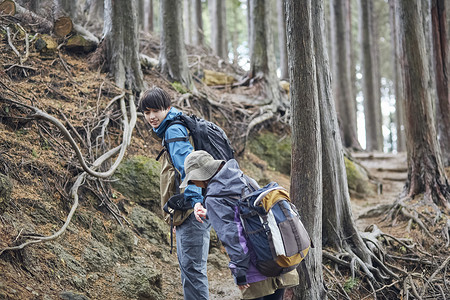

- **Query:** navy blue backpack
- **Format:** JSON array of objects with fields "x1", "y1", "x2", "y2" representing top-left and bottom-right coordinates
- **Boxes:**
[{"x1": 238, "y1": 182, "x2": 311, "y2": 277}]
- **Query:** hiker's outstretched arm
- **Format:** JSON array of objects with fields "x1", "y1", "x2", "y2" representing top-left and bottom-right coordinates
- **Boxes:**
[{"x1": 165, "y1": 125, "x2": 203, "y2": 206}]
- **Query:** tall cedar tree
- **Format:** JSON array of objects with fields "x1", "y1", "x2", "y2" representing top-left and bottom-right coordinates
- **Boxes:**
[
  {"x1": 359, "y1": 0, "x2": 383, "y2": 151},
  {"x1": 396, "y1": 0, "x2": 450, "y2": 210},
  {"x1": 160, "y1": 0, "x2": 194, "y2": 90},
  {"x1": 277, "y1": 0, "x2": 288, "y2": 80},
  {"x1": 209, "y1": 0, "x2": 227, "y2": 59},
  {"x1": 249, "y1": 0, "x2": 283, "y2": 109},
  {"x1": 286, "y1": 0, "x2": 325, "y2": 298},
  {"x1": 388, "y1": 0, "x2": 406, "y2": 152},
  {"x1": 102, "y1": 0, "x2": 144, "y2": 92},
  {"x1": 192, "y1": 0, "x2": 204, "y2": 46},
  {"x1": 431, "y1": 0, "x2": 450, "y2": 166},
  {"x1": 314, "y1": 0, "x2": 393, "y2": 288},
  {"x1": 330, "y1": 0, "x2": 362, "y2": 150}
]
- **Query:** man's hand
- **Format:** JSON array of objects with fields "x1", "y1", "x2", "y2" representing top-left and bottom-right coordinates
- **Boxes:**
[
  {"x1": 237, "y1": 284, "x2": 250, "y2": 290},
  {"x1": 194, "y1": 202, "x2": 207, "y2": 223}
]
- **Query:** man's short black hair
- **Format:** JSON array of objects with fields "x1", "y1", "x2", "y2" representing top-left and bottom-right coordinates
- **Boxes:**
[{"x1": 139, "y1": 87, "x2": 172, "y2": 111}]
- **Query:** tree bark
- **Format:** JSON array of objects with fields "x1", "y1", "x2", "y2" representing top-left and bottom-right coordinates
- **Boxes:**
[
  {"x1": 371, "y1": 1, "x2": 383, "y2": 150},
  {"x1": 396, "y1": 0, "x2": 450, "y2": 209},
  {"x1": 145, "y1": 0, "x2": 154, "y2": 32},
  {"x1": 315, "y1": 0, "x2": 377, "y2": 281},
  {"x1": 249, "y1": 0, "x2": 283, "y2": 109},
  {"x1": 191, "y1": 0, "x2": 203, "y2": 46},
  {"x1": 359, "y1": 0, "x2": 383, "y2": 151},
  {"x1": 208, "y1": 0, "x2": 227, "y2": 59},
  {"x1": 160, "y1": 0, "x2": 194, "y2": 90},
  {"x1": 431, "y1": 0, "x2": 450, "y2": 166},
  {"x1": 388, "y1": 0, "x2": 406, "y2": 152},
  {"x1": 330, "y1": 0, "x2": 362, "y2": 150},
  {"x1": 102, "y1": 0, "x2": 144, "y2": 93},
  {"x1": 183, "y1": 0, "x2": 191, "y2": 44},
  {"x1": 286, "y1": 0, "x2": 325, "y2": 298},
  {"x1": 17, "y1": 0, "x2": 38, "y2": 12},
  {"x1": 85, "y1": 0, "x2": 104, "y2": 27},
  {"x1": 277, "y1": 0, "x2": 288, "y2": 80}
]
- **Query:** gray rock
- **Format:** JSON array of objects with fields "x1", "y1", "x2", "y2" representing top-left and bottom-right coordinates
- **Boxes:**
[
  {"x1": 116, "y1": 262, "x2": 163, "y2": 300},
  {"x1": 60, "y1": 291, "x2": 89, "y2": 300}
]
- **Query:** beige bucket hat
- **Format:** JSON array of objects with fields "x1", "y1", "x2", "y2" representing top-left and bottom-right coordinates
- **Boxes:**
[{"x1": 180, "y1": 150, "x2": 224, "y2": 189}]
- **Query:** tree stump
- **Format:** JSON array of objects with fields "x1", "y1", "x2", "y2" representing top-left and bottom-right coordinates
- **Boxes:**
[{"x1": 0, "y1": 0, "x2": 15, "y2": 15}]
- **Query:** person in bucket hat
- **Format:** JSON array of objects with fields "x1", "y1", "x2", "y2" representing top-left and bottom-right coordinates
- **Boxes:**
[{"x1": 181, "y1": 150, "x2": 299, "y2": 300}]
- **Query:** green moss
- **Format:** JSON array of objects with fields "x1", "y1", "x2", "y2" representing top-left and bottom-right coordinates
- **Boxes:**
[
  {"x1": 248, "y1": 132, "x2": 291, "y2": 175},
  {"x1": 112, "y1": 156, "x2": 161, "y2": 209},
  {"x1": 171, "y1": 81, "x2": 188, "y2": 94},
  {"x1": 344, "y1": 157, "x2": 374, "y2": 197},
  {"x1": 343, "y1": 278, "x2": 358, "y2": 291}
]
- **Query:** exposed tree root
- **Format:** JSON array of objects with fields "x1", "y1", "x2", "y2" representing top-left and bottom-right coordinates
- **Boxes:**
[
  {"x1": 0, "y1": 90, "x2": 135, "y2": 256},
  {"x1": 323, "y1": 223, "x2": 450, "y2": 299}
]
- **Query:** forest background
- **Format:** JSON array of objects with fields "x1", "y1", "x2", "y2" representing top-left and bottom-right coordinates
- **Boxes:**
[{"x1": 0, "y1": 0, "x2": 449, "y2": 299}]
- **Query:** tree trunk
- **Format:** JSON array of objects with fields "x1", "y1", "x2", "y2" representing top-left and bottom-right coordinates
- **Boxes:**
[
  {"x1": 286, "y1": 0, "x2": 325, "y2": 298},
  {"x1": 53, "y1": 0, "x2": 76, "y2": 20},
  {"x1": 138, "y1": 0, "x2": 145, "y2": 31},
  {"x1": 208, "y1": 0, "x2": 227, "y2": 59},
  {"x1": 313, "y1": 0, "x2": 382, "y2": 285},
  {"x1": 431, "y1": 0, "x2": 450, "y2": 166},
  {"x1": 249, "y1": 0, "x2": 283, "y2": 109},
  {"x1": 18, "y1": 0, "x2": 39, "y2": 12},
  {"x1": 359, "y1": 0, "x2": 382, "y2": 151},
  {"x1": 371, "y1": 1, "x2": 383, "y2": 150},
  {"x1": 396, "y1": 0, "x2": 450, "y2": 209},
  {"x1": 277, "y1": 0, "x2": 288, "y2": 80},
  {"x1": 85, "y1": 0, "x2": 104, "y2": 27},
  {"x1": 145, "y1": 0, "x2": 154, "y2": 32},
  {"x1": 247, "y1": 0, "x2": 253, "y2": 59},
  {"x1": 191, "y1": 0, "x2": 203, "y2": 46},
  {"x1": 102, "y1": 0, "x2": 144, "y2": 93},
  {"x1": 160, "y1": 0, "x2": 194, "y2": 90},
  {"x1": 330, "y1": 0, "x2": 362, "y2": 150},
  {"x1": 388, "y1": 0, "x2": 406, "y2": 152},
  {"x1": 183, "y1": 0, "x2": 191, "y2": 44}
]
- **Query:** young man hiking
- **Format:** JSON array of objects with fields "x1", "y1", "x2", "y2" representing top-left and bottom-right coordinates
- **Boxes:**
[
  {"x1": 139, "y1": 87, "x2": 211, "y2": 300},
  {"x1": 180, "y1": 150, "x2": 299, "y2": 300}
]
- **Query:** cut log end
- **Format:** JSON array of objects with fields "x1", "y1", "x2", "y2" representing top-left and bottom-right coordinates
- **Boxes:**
[
  {"x1": 0, "y1": 0, "x2": 16, "y2": 16},
  {"x1": 54, "y1": 16, "x2": 73, "y2": 37}
]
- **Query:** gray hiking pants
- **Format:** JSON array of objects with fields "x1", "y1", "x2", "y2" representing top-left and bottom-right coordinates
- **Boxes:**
[{"x1": 176, "y1": 213, "x2": 211, "y2": 300}]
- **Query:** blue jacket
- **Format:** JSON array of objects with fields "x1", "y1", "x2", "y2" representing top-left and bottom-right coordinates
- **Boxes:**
[
  {"x1": 153, "y1": 107, "x2": 203, "y2": 207},
  {"x1": 204, "y1": 159, "x2": 266, "y2": 285}
]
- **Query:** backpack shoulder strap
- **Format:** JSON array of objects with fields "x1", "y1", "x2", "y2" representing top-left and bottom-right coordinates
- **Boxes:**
[{"x1": 164, "y1": 118, "x2": 190, "y2": 144}]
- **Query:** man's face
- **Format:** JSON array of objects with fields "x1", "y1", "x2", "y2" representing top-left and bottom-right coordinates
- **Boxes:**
[
  {"x1": 190, "y1": 180, "x2": 208, "y2": 188},
  {"x1": 144, "y1": 107, "x2": 170, "y2": 128}
]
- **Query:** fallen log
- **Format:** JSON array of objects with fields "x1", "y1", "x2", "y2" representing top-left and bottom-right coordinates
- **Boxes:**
[
  {"x1": 2, "y1": 0, "x2": 53, "y2": 33},
  {"x1": 2, "y1": 0, "x2": 99, "y2": 53}
]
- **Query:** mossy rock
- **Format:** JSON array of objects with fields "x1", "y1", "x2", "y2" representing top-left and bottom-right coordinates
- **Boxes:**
[
  {"x1": 344, "y1": 156, "x2": 375, "y2": 197},
  {"x1": 112, "y1": 156, "x2": 160, "y2": 211},
  {"x1": 248, "y1": 131, "x2": 291, "y2": 175},
  {"x1": 65, "y1": 34, "x2": 97, "y2": 53}
]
